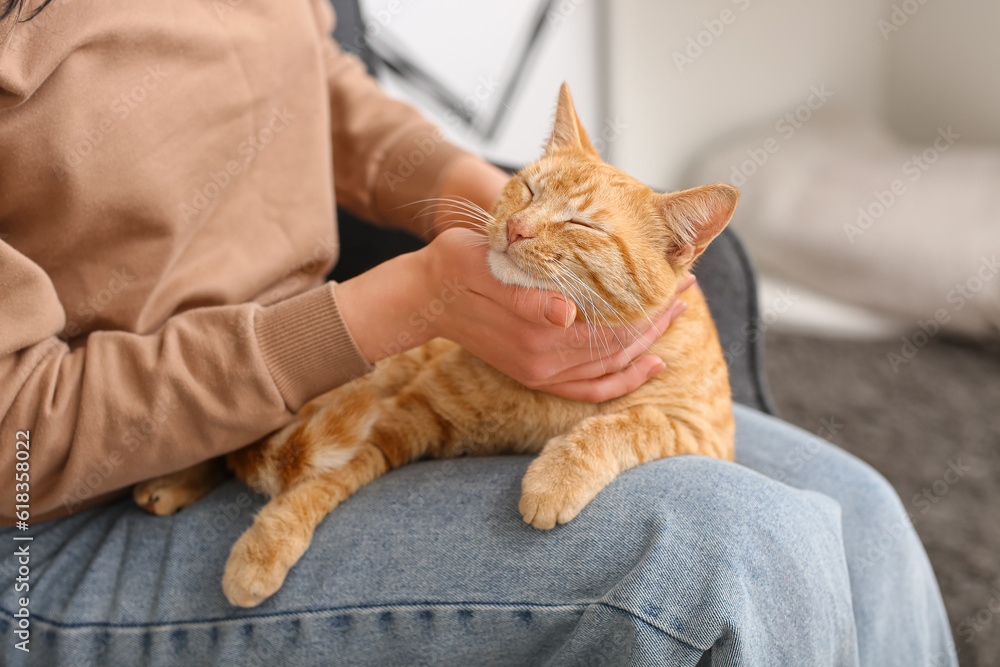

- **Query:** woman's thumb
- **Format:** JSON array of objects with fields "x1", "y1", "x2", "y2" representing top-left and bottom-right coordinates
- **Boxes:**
[{"x1": 488, "y1": 279, "x2": 576, "y2": 329}]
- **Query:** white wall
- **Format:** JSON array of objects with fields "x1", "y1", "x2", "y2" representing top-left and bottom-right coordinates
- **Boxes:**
[
  {"x1": 606, "y1": 0, "x2": 887, "y2": 188},
  {"x1": 361, "y1": 0, "x2": 605, "y2": 168}
]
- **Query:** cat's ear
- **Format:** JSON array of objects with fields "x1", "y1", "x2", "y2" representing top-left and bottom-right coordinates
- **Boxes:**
[
  {"x1": 658, "y1": 184, "x2": 739, "y2": 265},
  {"x1": 546, "y1": 82, "x2": 598, "y2": 155}
]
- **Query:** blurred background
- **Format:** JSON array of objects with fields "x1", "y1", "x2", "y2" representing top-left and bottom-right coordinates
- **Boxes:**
[{"x1": 346, "y1": 1, "x2": 999, "y2": 664}]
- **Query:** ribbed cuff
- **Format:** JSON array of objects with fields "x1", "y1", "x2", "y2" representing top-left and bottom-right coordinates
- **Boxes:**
[
  {"x1": 373, "y1": 125, "x2": 471, "y2": 234},
  {"x1": 254, "y1": 282, "x2": 373, "y2": 410}
]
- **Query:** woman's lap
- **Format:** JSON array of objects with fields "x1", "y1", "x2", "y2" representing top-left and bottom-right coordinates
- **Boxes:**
[{"x1": 1, "y1": 405, "x2": 956, "y2": 666}]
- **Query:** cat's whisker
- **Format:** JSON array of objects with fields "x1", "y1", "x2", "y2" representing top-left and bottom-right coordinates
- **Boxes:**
[
  {"x1": 417, "y1": 207, "x2": 492, "y2": 229},
  {"x1": 409, "y1": 203, "x2": 488, "y2": 222},
  {"x1": 449, "y1": 195, "x2": 493, "y2": 219},
  {"x1": 535, "y1": 265, "x2": 602, "y2": 366},
  {"x1": 435, "y1": 218, "x2": 490, "y2": 235},
  {"x1": 553, "y1": 270, "x2": 612, "y2": 362},
  {"x1": 618, "y1": 288, "x2": 656, "y2": 331},
  {"x1": 412, "y1": 203, "x2": 491, "y2": 223},
  {"x1": 406, "y1": 197, "x2": 496, "y2": 231},
  {"x1": 553, "y1": 267, "x2": 655, "y2": 361},
  {"x1": 436, "y1": 224, "x2": 490, "y2": 240},
  {"x1": 588, "y1": 306, "x2": 628, "y2": 363},
  {"x1": 563, "y1": 282, "x2": 608, "y2": 361},
  {"x1": 558, "y1": 268, "x2": 647, "y2": 343},
  {"x1": 458, "y1": 239, "x2": 493, "y2": 252},
  {"x1": 420, "y1": 214, "x2": 492, "y2": 234},
  {"x1": 554, "y1": 264, "x2": 643, "y2": 340},
  {"x1": 594, "y1": 305, "x2": 648, "y2": 358},
  {"x1": 402, "y1": 196, "x2": 493, "y2": 212},
  {"x1": 523, "y1": 262, "x2": 558, "y2": 331},
  {"x1": 423, "y1": 209, "x2": 487, "y2": 225},
  {"x1": 416, "y1": 205, "x2": 493, "y2": 225},
  {"x1": 543, "y1": 268, "x2": 608, "y2": 367},
  {"x1": 609, "y1": 294, "x2": 653, "y2": 344},
  {"x1": 407, "y1": 197, "x2": 495, "y2": 221}
]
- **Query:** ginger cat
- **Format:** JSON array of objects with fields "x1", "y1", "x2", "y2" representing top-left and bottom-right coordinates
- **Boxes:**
[{"x1": 134, "y1": 83, "x2": 738, "y2": 608}]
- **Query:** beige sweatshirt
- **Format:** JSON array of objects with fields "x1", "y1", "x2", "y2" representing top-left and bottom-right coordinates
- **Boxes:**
[{"x1": 0, "y1": 0, "x2": 471, "y2": 524}]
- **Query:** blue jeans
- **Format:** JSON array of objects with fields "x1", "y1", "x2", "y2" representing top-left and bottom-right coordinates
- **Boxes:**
[{"x1": 1, "y1": 405, "x2": 956, "y2": 666}]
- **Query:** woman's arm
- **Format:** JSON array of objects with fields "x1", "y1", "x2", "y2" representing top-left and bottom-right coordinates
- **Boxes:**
[{"x1": 0, "y1": 239, "x2": 372, "y2": 525}]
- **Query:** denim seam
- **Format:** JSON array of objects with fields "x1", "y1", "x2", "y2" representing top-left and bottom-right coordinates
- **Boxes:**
[
  {"x1": 595, "y1": 600, "x2": 711, "y2": 653},
  {"x1": 0, "y1": 600, "x2": 591, "y2": 632}
]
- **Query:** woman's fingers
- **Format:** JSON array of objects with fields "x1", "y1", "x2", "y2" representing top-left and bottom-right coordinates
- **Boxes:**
[
  {"x1": 533, "y1": 274, "x2": 698, "y2": 388},
  {"x1": 678, "y1": 272, "x2": 697, "y2": 295},
  {"x1": 539, "y1": 300, "x2": 686, "y2": 386},
  {"x1": 504, "y1": 288, "x2": 576, "y2": 329},
  {"x1": 535, "y1": 355, "x2": 666, "y2": 403}
]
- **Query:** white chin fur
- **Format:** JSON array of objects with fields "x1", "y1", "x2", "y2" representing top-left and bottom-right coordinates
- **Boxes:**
[{"x1": 488, "y1": 250, "x2": 550, "y2": 289}]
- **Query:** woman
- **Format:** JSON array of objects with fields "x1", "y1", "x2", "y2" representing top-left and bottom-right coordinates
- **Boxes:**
[{"x1": 0, "y1": 0, "x2": 956, "y2": 664}]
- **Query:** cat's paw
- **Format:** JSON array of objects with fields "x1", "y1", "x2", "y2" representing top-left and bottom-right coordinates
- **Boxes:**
[
  {"x1": 518, "y1": 455, "x2": 600, "y2": 530},
  {"x1": 133, "y1": 478, "x2": 198, "y2": 515},
  {"x1": 222, "y1": 528, "x2": 295, "y2": 608}
]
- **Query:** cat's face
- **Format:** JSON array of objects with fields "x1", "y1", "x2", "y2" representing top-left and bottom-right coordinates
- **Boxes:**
[{"x1": 487, "y1": 83, "x2": 738, "y2": 326}]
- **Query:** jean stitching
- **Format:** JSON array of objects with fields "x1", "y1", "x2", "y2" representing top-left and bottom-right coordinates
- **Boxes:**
[{"x1": 0, "y1": 600, "x2": 592, "y2": 632}]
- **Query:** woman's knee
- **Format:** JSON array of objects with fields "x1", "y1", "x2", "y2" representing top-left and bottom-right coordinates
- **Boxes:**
[
  {"x1": 834, "y1": 452, "x2": 909, "y2": 524},
  {"x1": 613, "y1": 456, "x2": 848, "y2": 567},
  {"x1": 599, "y1": 457, "x2": 857, "y2": 659},
  {"x1": 827, "y1": 454, "x2": 925, "y2": 573},
  {"x1": 733, "y1": 405, "x2": 913, "y2": 551}
]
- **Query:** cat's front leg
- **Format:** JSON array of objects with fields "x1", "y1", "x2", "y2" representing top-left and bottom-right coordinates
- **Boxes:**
[{"x1": 519, "y1": 405, "x2": 682, "y2": 529}]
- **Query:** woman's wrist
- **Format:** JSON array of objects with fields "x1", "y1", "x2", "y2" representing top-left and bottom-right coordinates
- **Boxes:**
[{"x1": 334, "y1": 247, "x2": 438, "y2": 364}]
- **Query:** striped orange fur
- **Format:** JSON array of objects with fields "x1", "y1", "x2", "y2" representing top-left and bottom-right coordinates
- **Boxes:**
[{"x1": 133, "y1": 83, "x2": 739, "y2": 607}]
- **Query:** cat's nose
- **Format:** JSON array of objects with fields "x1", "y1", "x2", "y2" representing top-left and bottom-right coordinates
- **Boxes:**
[{"x1": 507, "y1": 218, "x2": 533, "y2": 246}]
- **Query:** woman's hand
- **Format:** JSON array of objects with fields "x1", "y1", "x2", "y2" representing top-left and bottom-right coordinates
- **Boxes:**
[{"x1": 421, "y1": 228, "x2": 694, "y2": 402}]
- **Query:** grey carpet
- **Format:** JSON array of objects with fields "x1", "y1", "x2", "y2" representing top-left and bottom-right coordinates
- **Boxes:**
[{"x1": 764, "y1": 332, "x2": 1000, "y2": 667}]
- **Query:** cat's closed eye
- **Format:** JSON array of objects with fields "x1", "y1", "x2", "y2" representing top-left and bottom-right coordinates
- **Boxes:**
[
  {"x1": 565, "y1": 219, "x2": 605, "y2": 233},
  {"x1": 523, "y1": 179, "x2": 537, "y2": 200}
]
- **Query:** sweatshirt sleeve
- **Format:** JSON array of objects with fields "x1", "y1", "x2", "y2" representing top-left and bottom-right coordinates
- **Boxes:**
[
  {"x1": 310, "y1": 0, "x2": 475, "y2": 238},
  {"x1": 0, "y1": 239, "x2": 372, "y2": 525}
]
